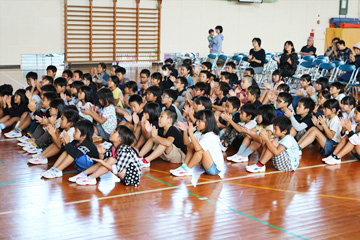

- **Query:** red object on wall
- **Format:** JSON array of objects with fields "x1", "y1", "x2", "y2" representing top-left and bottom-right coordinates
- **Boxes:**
[{"x1": 310, "y1": 29, "x2": 315, "y2": 37}]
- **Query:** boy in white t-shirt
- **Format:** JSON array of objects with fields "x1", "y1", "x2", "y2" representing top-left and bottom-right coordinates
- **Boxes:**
[{"x1": 246, "y1": 116, "x2": 300, "y2": 173}]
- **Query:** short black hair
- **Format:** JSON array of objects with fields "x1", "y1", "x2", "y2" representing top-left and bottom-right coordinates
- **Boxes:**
[
  {"x1": 341, "y1": 96, "x2": 356, "y2": 106},
  {"x1": 143, "y1": 102, "x2": 161, "y2": 122},
  {"x1": 116, "y1": 125, "x2": 136, "y2": 146},
  {"x1": 63, "y1": 107, "x2": 80, "y2": 125},
  {"x1": 70, "y1": 81, "x2": 84, "y2": 93},
  {"x1": 97, "y1": 88, "x2": 114, "y2": 106},
  {"x1": 115, "y1": 66, "x2": 126, "y2": 75},
  {"x1": 215, "y1": 25, "x2": 223, "y2": 33},
  {"x1": 43, "y1": 75, "x2": 54, "y2": 84},
  {"x1": 277, "y1": 83, "x2": 290, "y2": 93},
  {"x1": 245, "y1": 68, "x2": 255, "y2": 75},
  {"x1": 202, "y1": 62, "x2": 212, "y2": 70},
  {"x1": 46, "y1": 65, "x2": 57, "y2": 73},
  {"x1": 50, "y1": 99, "x2": 65, "y2": 118},
  {"x1": 98, "y1": 62, "x2": 107, "y2": 69},
  {"x1": 330, "y1": 82, "x2": 344, "y2": 93},
  {"x1": 225, "y1": 62, "x2": 236, "y2": 69},
  {"x1": 199, "y1": 70, "x2": 211, "y2": 79},
  {"x1": 54, "y1": 77, "x2": 67, "y2": 87},
  {"x1": 151, "y1": 72, "x2": 162, "y2": 81},
  {"x1": 75, "y1": 120, "x2": 94, "y2": 141},
  {"x1": 208, "y1": 29, "x2": 214, "y2": 34},
  {"x1": 220, "y1": 71, "x2": 231, "y2": 80},
  {"x1": 83, "y1": 73, "x2": 93, "y2": 83},
  {"x1": 0, "y1": 84, "x2": 13, "y2": 96},
  {"x1": 129, "y1": 94, "x2": 143, "y2": 105},
  {"x1": 74, "y1": 70, "x2": 83, "y2": 79},
  {"x1": 323, "y1": 99, "x2": 340, "y2": 112},
  {"x1": 181, "y1": 64, "x2": 193, "y2": 76},
  {"x1": 300, "y1": 74, "x2": 311, "y2": 82},
  {"x1": 63, "y1": 70, "x2": 73, "y2": 78},
  {"x1": 125, "y1": 81, "x2": 138, "y2": 93},
  {"x1": 316, "y1": 77, "x2": 329, "y2": 90},
  {"x1": 252, "y1": 37, "x2": 262, "y2": 47},
  {"x1": 43, "y1": 92, "x2": 58, "y2": 102},
  {"x1": 161, "y1": 64, "x2": 173, "y2": 71},
  {"x1": 241, "y1": 103, "x2": 257, "y2": 120},
  {"x1": 163, "y1": 89, "x2": 178, "y2": 103},
  {"x1": 194, "y1": 96, "x2": 212, "y2": 110},
  {"x1": 218, "y1": 82, "x2": 230, "y2": 95},
  {"x1": 298, "y1": 97, "x2": 315, "y2": 114},
  {"x1": 140, "y1": 69, "x2": 151, "y2": 77},
  {"x1": 273, "y1": 116, "x2": 292, "y2": 134},
  {"x1": 146, "y1": 86, "x2": 162, "y2": 99},
  {"x1": 194, "y1": 109, "x2": 219, "y2": 134},
  {"x1": 337, "y1": 40, "x2": 345, "y2": 46},
  {"x1": 177, "y1": 76, "x2": 188, "y2": 87},
  {"x1": 183, "y1": 59, "x2": 192, "y2": 66},
  {"x1": 278, "y1": 92, "x2": 293, "y2": 106},
  {"x1": 14, "y1": 89, "x2": 28, "y2": 106},
  {"x1": 109, "y1": 75, "x2": 120, "y2": 86},
  {"x1": 319, "y1": 90, "x2": 331, "y2": 100},
  {"x1": 227, "y1": 96, "x2": 240, "y2": 109},
  {"x1": 163, "y1": 110, "x2": 177, "y2": 125},
  {"x1": 332, "y1": 37, "x2": 340, "y2": 43},
  {"x1": 257, "y1": 104, "x2": 276, "y2": 126},
  {"x1": 164, "y1": 58, "x2": 174, "y2": 64},
  {"x1": 80, "y1": 86, "x2": 94, "y2": 103},
  {"x1": 41, "y1": 84, "x2": 57, "y2": 93},
  {"x1": 247, "y1": 86, "x2": 261, "y2": 99},
  {"x1": 195, "y1": 82, "x2": 210, "y2": 95},
  {"x1": 26, "y1": 71, "x2": 38, "y2": 80}
]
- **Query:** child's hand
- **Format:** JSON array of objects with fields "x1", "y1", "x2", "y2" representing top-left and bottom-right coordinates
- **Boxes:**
[
  {"x1": 97, "y1": 144, "x2": 106, "y2": 154},
  {"x1": 25, "y1": 90, "x2": 32, "y2": 99},
  {"x1": 296, "y1": 90, "x2": 304, "y2": 97},
  {"x1": 91, "y1": 158, "x2": 104, "y2": 163},
  {"x1": 229, "y1": 89, "x2": 236, "y2": 97},
  {"x1": 235, "y1": 87, "x2": 242, "y2": 94},
  {"x1": 264, "y1": 83, "x2": 271, "y2": 90},
  {"x1": 239, "y1": 93, "x2": 245, "y2": 101},
  {"x1": 178, "y1": 121, "x2": 188, "y2": 132},
  {"x1": 274, "y1": 55, "x2": 279, "y2": 62},
  {"x1": 344, "y1": 119, "x2": 352, "y2": 132},
  {"x1": 306, "y1": 87, "x2": 314, "y2": 97},
  {"x1": 35, "y1": 115, "x2": 43, "y2": 124},
  {"x1": 60, "y1": 92, "x2": 67, "y2": 102},
  {"x1": 144, "y1": 120, "x2": 152, "y2": 133},
  {"x1": 151, "y1": 126, "x2": 158, "y2": 137},
  {"x1": 220, "y1": 113, "x2": 231, "y2": 122},
  {"x1": 259, "y1": 129, "x2": 268, "y2": 140},
  {"x1": 284, "y1": 108, "x2": 294, "y2": 118},
  {"x1": 185, "y1": 93, "x2": 191, "y2": 103},
  {"x1": 5, "y1": 95, "x2": 11, "y2": 107},
  {"x1": 28, "y1": 99, "x2": 37, "y2": 112},
  {"x1": 318, "y1": 115, "x2": 326, "y2": 126},
  {"x1": 63, "y1": 131, "x2": 71, "y2": 144},
  {"x1": 48, "y1": 124, "x2": 56, "y2": 136},
  {"x1": 183, "y1": 104, "x2": 190, "y2": 116},
  {"x1": 124, "y1": 112, "x2": 132, "y2": 122},
  {"x1": 132, "y1": 113, "x2": 139, "y2": 125},
  {"x1": 141, "y1": 114, "x2": 148, "y2": 124},
  {"x1": 188, "y1": 122, "x2": 195, "y2": 134},
  {"x1": 189, "y1": 107, "x2": 194, "y2": 117},
  {"x1": 311, "y1": 115, "x2": 319, "y2": 126},
  {"x1": 248, "y1": 54, "x2": 253, "y2": 61},
  {"x1": 169, "y1": 75, "x2": 176, "y2": 82}
]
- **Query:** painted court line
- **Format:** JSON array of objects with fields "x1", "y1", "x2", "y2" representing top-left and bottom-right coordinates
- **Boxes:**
[{"x1": 0, "y1": 159, "x2": 358, "y2": 216}]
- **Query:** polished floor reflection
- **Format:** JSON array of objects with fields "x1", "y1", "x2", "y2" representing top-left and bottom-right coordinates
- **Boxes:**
[{"x1": 1, "y1": 68, "x2": 360, "y2": 239}]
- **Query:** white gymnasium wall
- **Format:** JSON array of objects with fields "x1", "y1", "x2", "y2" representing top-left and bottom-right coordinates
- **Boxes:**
[{"x1": 0, "y1": 0, "x2": 359, "y2": 66}]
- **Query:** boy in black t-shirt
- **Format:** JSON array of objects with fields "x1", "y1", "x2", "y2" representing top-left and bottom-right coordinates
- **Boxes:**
[
  {"x1": 213, "y1": 82, "x2": 230, "y2": 112},
  {"x1": 139, "y1": 110, "x2": 186, "y2": 168},
  {"x1": 247, "y1": 86, "x2": 262, "y2": 110},
  {"x1": 284, "y1": 97, "x2": 315, "y2": 141}
]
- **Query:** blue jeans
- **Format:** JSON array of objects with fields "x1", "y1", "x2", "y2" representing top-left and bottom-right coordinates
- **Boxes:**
[{"x1": 201, "y1": 162, "x2": 221, "y2": 175}]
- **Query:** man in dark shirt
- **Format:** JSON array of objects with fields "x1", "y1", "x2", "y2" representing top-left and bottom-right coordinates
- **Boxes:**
[{"x1": 300, "y1": 36, "x2": 317, "y2": 57}]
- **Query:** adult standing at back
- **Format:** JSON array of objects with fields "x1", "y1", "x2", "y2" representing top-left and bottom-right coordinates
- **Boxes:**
[
  {"x1": 209, "y1": 26, "x2": 224, "y2": 55},
  {"x1": 248, "y1": 38, "x2": 266, "y2": 74},
  {"x1": 300, "y1": 36, "x2": 317, "y2": 57},
  {"x1": 274, "y1": 41, "x2": 299, "y2": 78}
]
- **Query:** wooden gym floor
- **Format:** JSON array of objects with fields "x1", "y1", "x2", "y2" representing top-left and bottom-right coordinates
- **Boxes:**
[{"x1": 1, "y1": 67, "x2": 360, "y2": 239}]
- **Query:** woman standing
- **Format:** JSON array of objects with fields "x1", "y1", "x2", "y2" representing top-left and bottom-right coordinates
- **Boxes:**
[
  {"x1": 274, "y1": 41, "x2": 299, "y2": 78},
  {"x1": 248, "y1": 38, "x2": 266, "y2": 74}
]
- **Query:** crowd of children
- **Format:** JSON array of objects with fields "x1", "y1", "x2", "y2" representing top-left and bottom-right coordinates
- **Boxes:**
[{"x1": 1, "y1": 57, "x2": 358, "y2": 187}]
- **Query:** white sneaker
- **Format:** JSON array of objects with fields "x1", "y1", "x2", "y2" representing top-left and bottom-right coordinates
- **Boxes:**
[
  {"x1": 227, "y1": 154, "x2": 240, "y2": 161},
  {"x1": 322, "y1": 155, "x2": 333, "y2": 162},
  {"x1": 18, "y1": 141, "x2": 32, "y2": 147},
  {"x1": 26, "y1": 146, "x2": 42, "y2": 154},
  {"x1": 246, "y1": 164, "x2": 266, "y2": 173},
  {"x1": 23, "y1": 143, "x2": 37, "y2": 151},
  {"x1": 28, "y1": 156, "x2": 48, "y2": 165},
  {"x1": 139, "y1": 157, "x2": 150, "y2": 168},
  {"x1": 42, "y1": 168, "x2": 63, "y2": 179},
  {"x1": 219, "y1": 142, "x2": 228, "y2": 152},
  {"x1": 18, "y1": 136, "x2": 30, "y2": 142},
  {"x1": 171, "y1": 165, "x2": 193, "y2": 177},
  {"x1": 231, "y1": 156, "x2": 249, "y2": 163},
  {"x1": 76, "y1": 176, "x2": 97, "y2": 185},
  {"x1": 68, "y1": 172, "x2": 87, "y2": 183},
  {"x1": 4, "y1": 130, "x2": 22, "y2": 138},
  {"x1": 325, "y1": 157, "x2": 341, "y2": 165}
]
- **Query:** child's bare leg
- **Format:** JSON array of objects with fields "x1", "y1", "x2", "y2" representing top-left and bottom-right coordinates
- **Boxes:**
[
  {"x1": 52, "y1": 152, "x2": 69, "y2": 168},
  {"x1": 258, "y1": 140, "x2": 277, "y2": 164},
  {"x1": 83, "y1": 163, "x2": 102, "y2": 175},
  {"x1": 135, "y1": 135, "x2": 146, "y2": 149},
  {"x1": 298, "y1": 127, "x2": 316, "y2": 145},
  {"x1": 0, "y1": 115, "x2": 10, "y2": 123},
  {"x1": 42, "y1": 144, "x2": 60, "y2": 158},
  {"x1": 4, "y1": 117, "x2": 19, "y2": 127},
  {"x1": 299, "y1": 127, "x2": 327, "y2": 149},
  {"x1": 187, "y1": 150, "x2": 209, "y2": 169},
  {"x1": 55, "y1": 154, "x2": 75, "y2": 171},
  {"x1": 290, "y1": 127, "x2": 297, "y2": 137},
  {"x1": 184, "y1": 144, "x2": 194, "y2": 165},
  {"x1": 145, "y1": 144, "x2": 169, "y2": 162},
  {"x1": 336, "y1": 141, "x2": 355, "y2": 158},
  {"x1": 333, "y1": 136, "x2": 348, "y2": 155},
  {"x1": 139, "y1": 138, "x2": 155, "y2": 157},
  {"x1": 90, "y1": 158, "x2": 117, "y2": 178},
  {"x1": 18, "y1": 114, "x2": 31, "y2": 130}
]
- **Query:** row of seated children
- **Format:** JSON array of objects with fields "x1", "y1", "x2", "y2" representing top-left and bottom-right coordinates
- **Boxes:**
[{"x1": 0, "y1": 60, "x2": 358, "y2": 186}]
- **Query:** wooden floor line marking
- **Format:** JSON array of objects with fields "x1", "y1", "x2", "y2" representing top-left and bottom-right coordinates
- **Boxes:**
[{"x1": 0, "y1": 160, "x2": 357, "y2": 215}]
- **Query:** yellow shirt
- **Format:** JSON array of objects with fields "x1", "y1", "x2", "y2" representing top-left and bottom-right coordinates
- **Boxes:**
[{"x1": 112, "y1": 87, "x2": 123, "y2": 107}]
